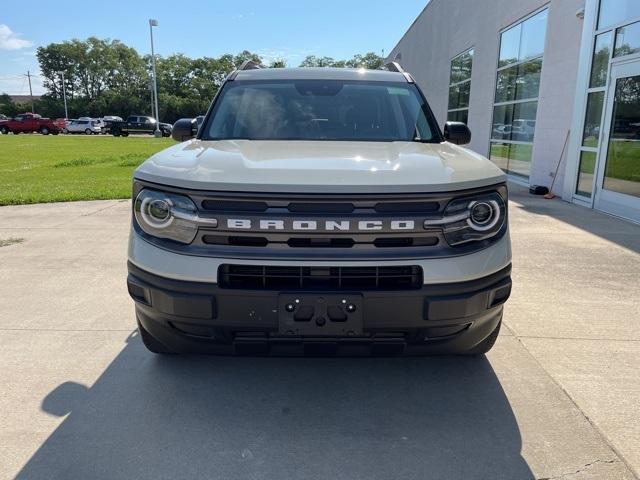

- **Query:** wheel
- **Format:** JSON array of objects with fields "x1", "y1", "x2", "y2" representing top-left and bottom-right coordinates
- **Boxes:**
[
  {"x1": 52, "y1": 131, "x2": 59, "y2": 135},
  {"x1": 84, "y1": 128, "x2": 92, "y2": 135},
  {"x1": 121, "y1": 132, "x2": 129, "y2": 137},
  {"x1": 0, "y1": 126, "x2": 8, "y2": 134},
  {"x1": 137, "y1": 317, "x2": 173, "y2": 354},
  {"x1": 13, "y1": 131, "x2": 20, "y2": 135},
  {"x1": 463, "y1": 319, "x2": 501, "y2": 355},
  {"x1": 111, "y1": 127, "x2": 121, "y2": 137},
  {"x1": 40, "y1": 127, "x2": 50, "y2": 135},
  {"x1": 162, "y1": 131, "x2": 170, "y2": 137},
  {"x1": 62, "y1": 128, "x2": 68, "y2": 134}
]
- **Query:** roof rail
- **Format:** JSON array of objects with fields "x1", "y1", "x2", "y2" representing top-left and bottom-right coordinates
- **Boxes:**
[
  {"x1": 238, "y1": 60, "x2": 263, "y2": 71},
  {"x1": 383, "y1": 62, "x2": 405, "y2": 73},
  {"x1": 382, "y1": 61, "x2": 415, "y2": 83}
]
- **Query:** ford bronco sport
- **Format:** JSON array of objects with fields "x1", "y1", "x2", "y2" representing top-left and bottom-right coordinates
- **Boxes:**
[{"x1": 127, "y1": 62, "x2": 512, "y2": 356}]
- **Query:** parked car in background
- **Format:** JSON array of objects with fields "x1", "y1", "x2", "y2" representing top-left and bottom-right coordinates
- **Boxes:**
[
  {"x1": 110, "y1": 116, "x2": 172, "y2": 137},
  {"x1": 100, "y1": 116, "x2": 123, "y2": 134},
  {"x1": 0, "y1": 113, "x2": 64, "y2": 135},
  {"x1": 64, "y1": 118, "x2": 102, "y2": 135}
]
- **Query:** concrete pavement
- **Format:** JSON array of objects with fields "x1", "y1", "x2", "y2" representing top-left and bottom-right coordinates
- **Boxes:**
[{"x1": 0, "y1": 184, "x2": 638, "y2": 479}]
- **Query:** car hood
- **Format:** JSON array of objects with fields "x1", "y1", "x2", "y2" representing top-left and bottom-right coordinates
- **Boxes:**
[{"x1": 135, "y1": 140, "x2": 505, "y2": 193}]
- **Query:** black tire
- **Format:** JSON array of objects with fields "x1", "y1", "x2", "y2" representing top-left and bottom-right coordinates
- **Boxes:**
[
  {"x1": 121, "y1": 132, "x2": 129, "y2": 137},
  {"x1": 137, "y1": 317, "x2": 173, "y2": 354},
  {"x1": 52, "y1": 131, "x2": 59, "y2": 135},
  {"x1": 40, "y1": 127, "x2": 50, "y2": 135},
  {"x1": 13, "y1": 131, "x2": 20, "y2": 135},
  {"x1": 463, "y1": 319, "x2": 501, "y2": 355},
  {"x1": 84, "y1": 128, "x2": 92, "y2": 135},
  {"x1": 0, "y1": 126, "x2": 8, "y2": 134}
]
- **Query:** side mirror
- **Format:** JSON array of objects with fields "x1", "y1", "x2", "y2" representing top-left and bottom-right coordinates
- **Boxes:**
[
  {"x1": 444, "y1": 121, "x2": 471, "y2": 145},
  {"x1": 172, "y1": 118, "x2": 198, "y2": 142}
]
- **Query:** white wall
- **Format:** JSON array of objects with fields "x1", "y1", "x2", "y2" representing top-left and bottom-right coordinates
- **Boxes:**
[{"x1": 389, "y1": 0, "x2": 585, "y2": 189}]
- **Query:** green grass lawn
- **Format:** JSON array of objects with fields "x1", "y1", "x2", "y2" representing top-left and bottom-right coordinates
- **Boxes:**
[{"x1": 0, "y1": 135, "x2": 174, "y2": 205}]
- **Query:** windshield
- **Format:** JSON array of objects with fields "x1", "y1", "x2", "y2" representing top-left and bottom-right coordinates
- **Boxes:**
[{"x1": 202, "y1": 80, "x2": 439, "y2": 142}]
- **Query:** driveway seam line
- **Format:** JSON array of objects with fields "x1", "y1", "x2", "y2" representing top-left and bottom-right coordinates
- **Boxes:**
[{"x1": 513, "y1": 334, "x2": 640, "y2": 480}]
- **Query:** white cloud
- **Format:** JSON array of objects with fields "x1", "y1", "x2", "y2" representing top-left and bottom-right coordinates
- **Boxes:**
[{"x1": 0, "y1": 24, "x2": 33, "y2": 50}]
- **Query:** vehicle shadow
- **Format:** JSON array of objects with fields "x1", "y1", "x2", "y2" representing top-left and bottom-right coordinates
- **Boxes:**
[
  {"x1": 16, "y1": 332, "x2": 533, "y2": 480},
  {"x1": 508, "y1": 183, "x2": 640, "y2": 254}
]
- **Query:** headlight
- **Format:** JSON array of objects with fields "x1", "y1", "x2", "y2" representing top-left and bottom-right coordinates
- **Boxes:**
[
  {"x1": 424, "y1": 191, "x2": 506, "y2": 246},
  {"x1": 134, "y1": 189, "x2": 217, "y2": 244}
]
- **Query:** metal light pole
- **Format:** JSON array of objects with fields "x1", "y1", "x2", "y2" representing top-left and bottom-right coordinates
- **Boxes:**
[
  {"x1": 149, "y1": 19, "x2": 161, "y2": 137},
  {"x1": 59, "y1": 71, "x2": 68, "y2": 119}
]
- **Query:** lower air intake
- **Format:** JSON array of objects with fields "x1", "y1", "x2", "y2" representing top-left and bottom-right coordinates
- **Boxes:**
[{"x1": 218, "y1": 265, "x2": 423, "y2": 291}]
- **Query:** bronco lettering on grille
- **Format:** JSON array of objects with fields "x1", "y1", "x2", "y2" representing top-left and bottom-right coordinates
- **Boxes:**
[{"x1": 225, "y1": 219, "x2": 416, "y2": 232}]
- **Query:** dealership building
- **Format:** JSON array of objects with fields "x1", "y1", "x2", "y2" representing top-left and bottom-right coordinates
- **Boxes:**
[{"x1": 389, "y1": 0, "x2": 640, "y2": 223}]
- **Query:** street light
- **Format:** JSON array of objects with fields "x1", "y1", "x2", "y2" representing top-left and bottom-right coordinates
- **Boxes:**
[
  {"x1": 58, "y1": 71, "x2": 68, "y2": 119},
  {"x1": 149, "y1": 19, "x2": 161, "y2": 137}
]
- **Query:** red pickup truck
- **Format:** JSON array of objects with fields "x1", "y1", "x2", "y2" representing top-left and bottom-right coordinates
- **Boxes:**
[{"x1": 0, "y1": 113, "x2": 65, "y2": 135}]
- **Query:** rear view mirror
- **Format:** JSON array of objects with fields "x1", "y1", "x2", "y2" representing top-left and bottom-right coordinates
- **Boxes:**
[
  {"x1": 172, "y1": 118, "x2": 199, "y2": 142},
  {"x1": 444, "y1": 121, "x2": 472, "y2": 145}
]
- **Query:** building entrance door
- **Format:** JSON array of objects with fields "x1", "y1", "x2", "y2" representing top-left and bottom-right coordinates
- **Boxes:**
[{"x1": 595, "y1": 60, "x2": 640, "y2": 223}]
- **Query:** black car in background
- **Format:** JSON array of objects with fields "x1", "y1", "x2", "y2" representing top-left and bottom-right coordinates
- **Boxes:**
[{"x1": 110, "y1": 116, "x2": 172, "y2": 137}]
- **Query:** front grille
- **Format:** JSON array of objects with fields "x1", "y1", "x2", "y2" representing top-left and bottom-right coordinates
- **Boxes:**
[{"x1": 218, "y1": 265, "x2": 423, "y2": 290}]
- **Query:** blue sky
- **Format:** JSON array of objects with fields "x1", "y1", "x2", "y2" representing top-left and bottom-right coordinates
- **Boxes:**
[{"x1": 0, "y1": 0, "x2": 428, "y2": 95}]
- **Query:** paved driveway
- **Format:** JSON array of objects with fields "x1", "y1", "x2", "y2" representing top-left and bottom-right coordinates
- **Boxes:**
[{"x1": 0, "y1": 185, "x2": 638, "y2": 480}]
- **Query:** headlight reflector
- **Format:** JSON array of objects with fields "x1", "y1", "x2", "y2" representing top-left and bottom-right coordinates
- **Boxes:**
[
  {"x1": 134, "y1": 189, "x2": 200, "y2": 244},
  {"x1": 424, "y1": 191, "x2": 506, "y2": 246}
]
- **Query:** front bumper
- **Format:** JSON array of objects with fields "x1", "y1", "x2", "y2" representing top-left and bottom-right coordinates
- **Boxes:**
[{"x1": 128, "y1": 262, "x2": 511, "y2": 355}]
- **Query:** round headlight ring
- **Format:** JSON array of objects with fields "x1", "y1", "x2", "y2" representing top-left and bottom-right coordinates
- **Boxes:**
[
  {"x1": 467, "y1": 200, "x2": 500, "y2": 231},
  {"x1": 140, "y1": 196, "x2": 174, "y2": 229}
]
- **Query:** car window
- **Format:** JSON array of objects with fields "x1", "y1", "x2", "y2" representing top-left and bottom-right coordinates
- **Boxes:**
[{"x1": 203, "y1": 80, "x2": 438, "y2": 142}]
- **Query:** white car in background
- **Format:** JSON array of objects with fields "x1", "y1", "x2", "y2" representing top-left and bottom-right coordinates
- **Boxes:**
[{"x1": 64, "y1": 118, "x2": 102, "y2": 135}]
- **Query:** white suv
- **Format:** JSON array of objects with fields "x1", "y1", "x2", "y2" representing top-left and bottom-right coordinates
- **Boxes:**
[
  {"x1": 127, "y1": 63, "x2": 512, "y2": 356},
  {"x1": 65, "y1": 118, "x2": 102, "y2": 134}
]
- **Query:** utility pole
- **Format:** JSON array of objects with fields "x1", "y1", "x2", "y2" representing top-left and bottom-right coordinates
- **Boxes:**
[
  {"x1": 149, "y1": 19, "x2": 161, "y2": 137},
  {"x1": 26, "y1": 71, "x2": 34, "y2": 113},
  {"x1": 149, "y1": 75, "x2": 155, "y2": 119},
  {"x1": 59, "y1": 71, "x2": 68, "y2": 119}
]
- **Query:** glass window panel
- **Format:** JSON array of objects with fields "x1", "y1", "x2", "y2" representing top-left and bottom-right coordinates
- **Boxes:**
[
  {"x1": 499, "y1": 24, "x2": 521, "y2": 67},
  {"x1": 507, "y1": 143, "x2": 533, "y2": 179},
  {"x1": 589, "y1": 32, "x2": 613, "y2": 88},
  {"x1": 490, "y1": 142, "x2": 510, "y2": 171},
  {"x1": 598, "y1": 0, "x2": 640, "y2": 29},
  {"x1": 460, "y1": 50, "x2": 473, "y2": 80},
  {"x1": 448, "y1": 82, "x2": 470, "y2": 110},
  {"x1": 495, "y1": 65, "x2": 518, "y2": 103},
  {"x1": 614, "y1": 21, "x2": 640, "y2": 57},
  {"x1": 576, "y1": 151, "x2": 596, "y2": 197},
  {"x1": 447, "y1": 109, "x2": 469, "y2": 124},
  {"x1": 450, "y1": 50, "x2": 473, "y2": 84},
  {"x1": 603, "y1": 75, "x2": 640, "y2": 198},
  {"x1": 512, "y1": 101, "x2": 538, "y2": 142},
  {"x1": 492, "y1": 104, "x2": 514, "y2": 140},
  {"x1": 520, "y1": 10, "x2": 548, "y2": 61},
  {"x1": 515, "y1": 58, "x2": 542, "y2": 101},
  {"x1": 582, "y1": 92, "x2": 604, "y2": 147}
]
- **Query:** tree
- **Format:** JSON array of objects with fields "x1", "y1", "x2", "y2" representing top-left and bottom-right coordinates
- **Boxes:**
[
  {"x1": 299, "y1": 52, "x2": 383, "y2": 69},
  {"x1": 0, "y1": 93, "x2": 18, "y2": 117},
  {"x1": 34, "y1": 37, "x2": 385, "y2": 123}
]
